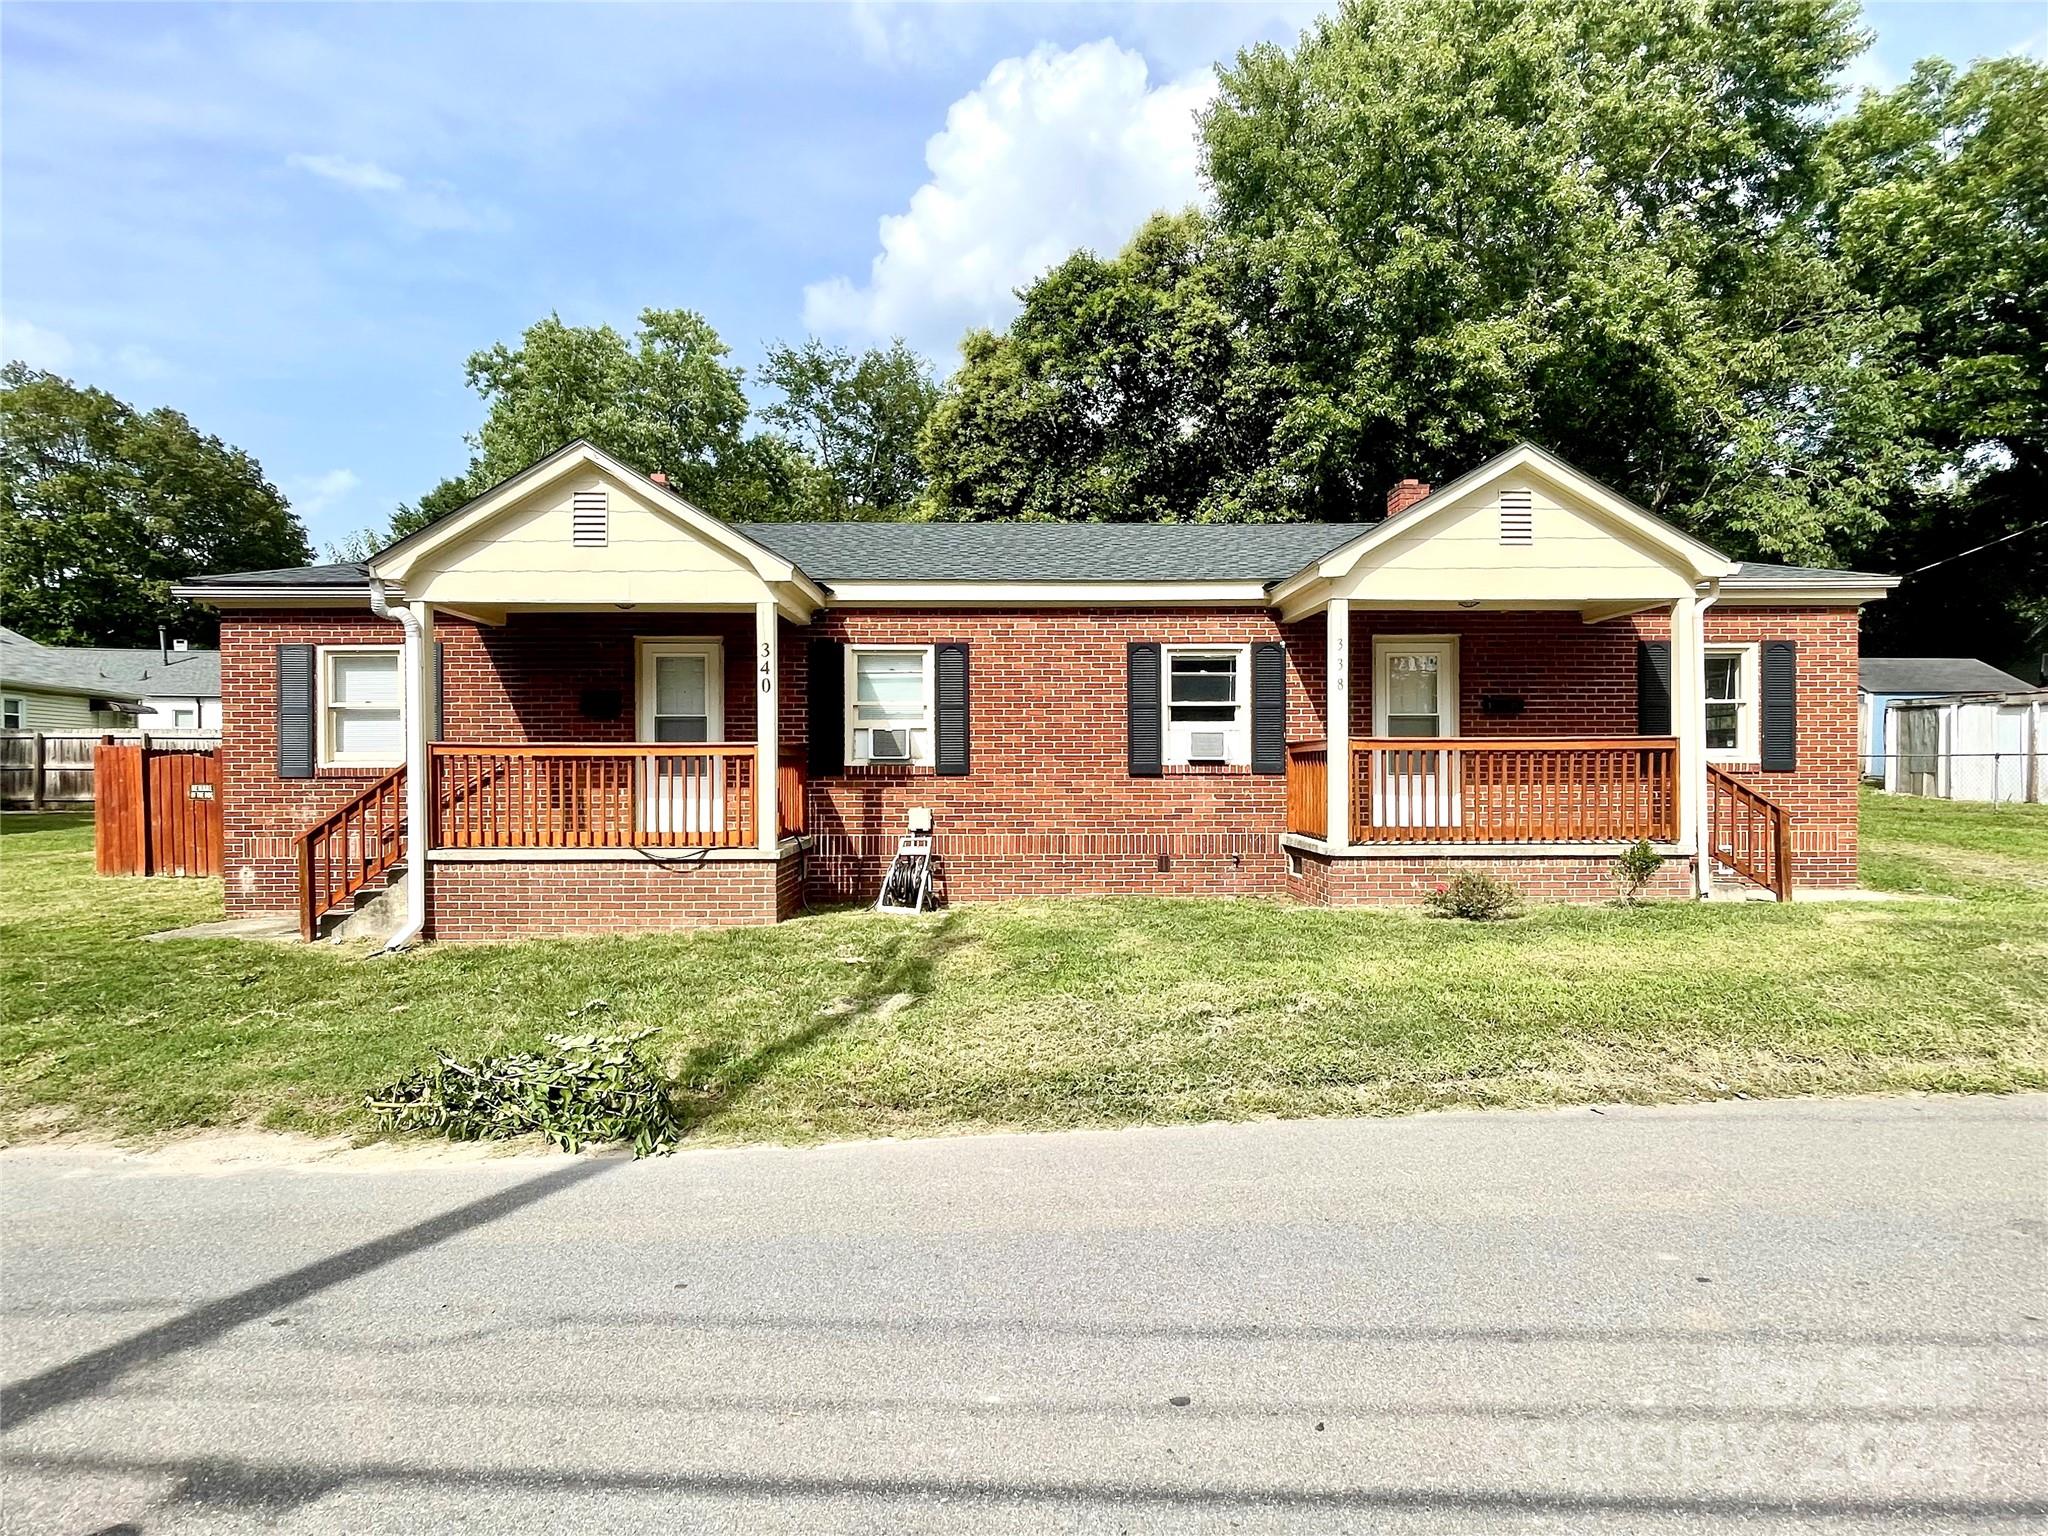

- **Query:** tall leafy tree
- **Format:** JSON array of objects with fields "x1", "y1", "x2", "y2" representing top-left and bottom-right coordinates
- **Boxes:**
[
  {"x1": 921, "y1": 0, "x2": 1911, "y2": 562},
  {"x1": 759, "y1": 338, "x2": 938, "y2": 520},
  {"x1": 1825, "y1": 58, "x2": 2048, "y2": 672},
  {"x1": 0, "y1": 364, "x2": 309, "y2": 644}
]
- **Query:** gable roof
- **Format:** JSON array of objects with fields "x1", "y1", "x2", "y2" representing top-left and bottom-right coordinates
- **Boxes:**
[
  {"x1": 1859, "y1": 657, "x2": 2032, "y2": 695},
  {"x1": 0, "y1": 627, "x2": 148, "y2": 704},
  {"x1": 739, "y1": 521, "x2": 1362, "y2": 583},
  {"x1": 55, "y1": 644, "x2": 220, "y2": 698}
]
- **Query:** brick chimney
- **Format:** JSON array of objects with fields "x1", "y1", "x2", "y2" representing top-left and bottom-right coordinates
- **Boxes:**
[
  {"x1": 648, "y1": 471, "x2": 669, "y2": 487},
  {"x1": 1385, "y1": 478, "x2": 1431, "y2": 519}
]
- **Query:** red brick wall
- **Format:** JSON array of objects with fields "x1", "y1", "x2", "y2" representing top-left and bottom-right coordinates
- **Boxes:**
[
  {"x1": 219, "y1": 612, "x2": 410, "y2": 915},
  {"x1": 1695, "y1": 606, "x2": 1860, "y2": 888},
  {"x1": 1299, "y1": 849, "x2": 1697, "y2": 905},
  {"x1": 780, "y1": 608, "x2": 1323, "y2": 901},
  {"x1": 428, "y1": 856, "x2": 785, "y2": 941},
  {"x1": 217, "y1": 599, "x2": 1863, "y2": 923}
]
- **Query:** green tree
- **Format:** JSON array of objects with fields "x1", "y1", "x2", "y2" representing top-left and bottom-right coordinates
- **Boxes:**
[
  {"x1": 0, "y1": 364, "x2": 310, "y2": 645},
  {"x1": 759, "y1": 338, "x2": 937, "y2": 519},
  {"x1": 921, "y1": 0, "x2": 1912, "y2": 561},
  {"x1": 464, "y1": 308, "x2": 785, "y2": 515},
  {"x1": 1825, "y1": 58, "x2": 2048, "y2": 672}
]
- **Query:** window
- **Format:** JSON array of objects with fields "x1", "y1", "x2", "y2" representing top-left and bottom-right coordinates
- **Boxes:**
[
  {"x1": 171, "y1": 706, "x2": 198, "y2": 729},
  {"x1": 2, "y1": 696, "x2": 21, "y2": 730},
  {"x1": 847, "y1": 646, "x2": 933, "y2": 765},
  {"x1": 1704, "y1": 644, "x2": 1756, "y2": 762},
  {"x1": 1165, "y1": 646, "x2": 1249, "y2": 765},
  {"x1": 319, "y1": 646, "x2": 402, "y2": 767}
]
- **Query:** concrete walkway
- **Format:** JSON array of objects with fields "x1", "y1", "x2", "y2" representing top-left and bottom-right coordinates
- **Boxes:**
[{"x1": 3, "y1": 1095, "x2": 2044, "y2": 1533}]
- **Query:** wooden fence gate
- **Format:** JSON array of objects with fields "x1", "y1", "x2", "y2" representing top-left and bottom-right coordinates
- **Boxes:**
[{"x1": 94, "y1": 743, "x2": 223, "y2": 877}]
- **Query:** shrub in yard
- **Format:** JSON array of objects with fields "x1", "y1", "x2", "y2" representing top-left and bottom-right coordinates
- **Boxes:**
[
  {"x1": 1612, "y1": 839, "x2": 1666, "y2": 904},
  {"x1": 1423, "y1": 872, "x2": 1520, "y2": 920},
  {"x1": 367, "y1": 1028, "x2": 681, "y2": 1154}
]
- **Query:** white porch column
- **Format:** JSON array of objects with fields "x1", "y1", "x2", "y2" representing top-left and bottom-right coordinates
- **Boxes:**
[
  {"x1": 402, "y1": 600, "x2": 435, "y2": 938},
  {"x1": 1669, "y1": 592, "x2": 1710, "y2": 896},
  {"x1": 1325, "y1": 598, "x2": 1351, "y2": 849},
  {"x1": 755, "y1": 600, "x2": 779, "y2": 853}
]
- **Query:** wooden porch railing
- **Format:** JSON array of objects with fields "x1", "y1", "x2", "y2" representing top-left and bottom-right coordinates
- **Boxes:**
[
  {"x1": 1284, "y1": 741, "x2": 1328, "y2": 839},
  {"x1": 1707, "y1": 765, "x2": 1791, "y2": 901},
  {"x1": 431, "y1": 743, "x2": 770, "y2": 850},
  {"x1": 1287, "y1": 737, "x2": 1679, "y2": 843},
  {"x1": 299, "y1": 766, "x2": 406, "y2": 941}
]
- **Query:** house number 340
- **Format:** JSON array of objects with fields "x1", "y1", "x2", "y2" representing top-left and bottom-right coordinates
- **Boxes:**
[{"x1": 760, "y1": 642, "x2": 773, "y2": 694}]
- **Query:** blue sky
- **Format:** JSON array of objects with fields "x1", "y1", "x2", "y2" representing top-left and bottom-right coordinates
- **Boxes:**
[{"x1": 3, "y1": 1, "x2": 2042, "y2": 554}]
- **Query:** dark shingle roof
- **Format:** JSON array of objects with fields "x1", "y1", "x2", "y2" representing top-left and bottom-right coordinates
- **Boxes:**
[
  {"x1": 187, "y1": 562, "x2": 371, "y2": 589},
  {"x1": 738, "y1": 522, "x2": 1363, "y2": 583},
  {"x1": 0, "y1": 627, "x2": 147, "y2": 703},
  {"x1": 1727, "y1": 561, "x2": 1893, "y2": 587},
  {"x1": 1859, "y1": 657, "x2": 2032, "y2": 696}
]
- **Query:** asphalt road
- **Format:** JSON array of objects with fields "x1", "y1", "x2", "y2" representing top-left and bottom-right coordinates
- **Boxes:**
[{"x1": 3, "y1": 1095, "x2": 2044, "y2": 1534}]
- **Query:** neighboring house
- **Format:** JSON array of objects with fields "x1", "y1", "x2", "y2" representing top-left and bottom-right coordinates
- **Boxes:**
[
  {"x1": 178, "y1": 440, "x2": 1897, "y2": 942},
  {"x1": 1881, "y1": 687, "x2": 2046, "y2": 804},
  {"x1": 50, "y1": 640, "x2": 223, "y2": 731},
  {"x1": 1858, "y1": 657, "x2": 2031, "y2": 780},
  {"x1": 0, "y1": 627, "x2": 144, "y2": 731}
]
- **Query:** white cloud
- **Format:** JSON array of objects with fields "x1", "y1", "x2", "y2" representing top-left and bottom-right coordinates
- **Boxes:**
[
  {"x1": 286, "y1": 151, "x2": 496, "y2": 232},
  {"x1": 1, "y1": 315, "x2": 169, "y2": 381},
  {"x1": 286, "y1": 468, "x2": 362, "y2": 521},
  {"x1": 803, "y1": 39, "x2": 1216, "y2": 359},
  {"x1": 286, "y1": 152, "x2": 405, "y2": 192}
]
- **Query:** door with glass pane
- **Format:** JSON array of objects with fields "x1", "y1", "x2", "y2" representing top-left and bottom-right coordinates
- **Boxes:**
[
  {"x1": 636, "y1": 642, "x2": 725, "y2": 839},
  {"x1": 1371, "y1": 638, "x2": 1460, "y2": 828}
]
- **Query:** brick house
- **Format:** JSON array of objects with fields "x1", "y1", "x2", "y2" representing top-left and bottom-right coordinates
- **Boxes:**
[{"x1": 178, "y1": 440, "x2": 1895, "y2": 942}]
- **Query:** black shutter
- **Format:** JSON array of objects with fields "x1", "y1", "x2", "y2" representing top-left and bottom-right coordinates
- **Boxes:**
[
  {"x1": 806, "y1": 637, "x2": 845, "y2": 777},
  {"x1": 935, "y1": 642, "x2": 969, "y2": 776},
  {"x1": 1251, "y1": 641, "x2": 1286, "y2": 774},
  {"x1": 1636, "y1": 641, "x2": 1672, "y2": 735},
  {"x1": 1760, "y1": 640, "x2": 1797, "y2": 771},
  {"x1": 1128, "y1": 642, "x2": 1163, "y2": 777},
  {"x1": 434, "y1": 640, "x2": 447, "y2": 742},
  {"x1": 277, "y1": 644, "x2": 315, "y2": 779}
]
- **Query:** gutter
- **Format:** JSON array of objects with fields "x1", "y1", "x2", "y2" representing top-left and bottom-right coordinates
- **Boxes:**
[{"x1": 368, "y1": 578, "x2": 429, "y2": 952}]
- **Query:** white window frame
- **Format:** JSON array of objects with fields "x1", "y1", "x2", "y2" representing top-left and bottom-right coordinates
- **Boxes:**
[
  {"x1": 635, "y1": 638, "x2": 727, "y2": 744},
  {"x1": 316, "y1": 644, "x2": 404, "y2": 769},
  {"x1": 1163, "y1": 644, "x2": 1251, "y2": 767},
  {"x1": 1703, "y1": 642, "x2": 1758, "y2": 763},
  {"x1": 2, "y1": 696, "x2": 22, "y2": 730},
  {"x1": 846, "y1": 644, "x2": 935, "y2": 767},
  {"x1": 170, "y1": 705, "x2": 198, "y2": 729},
  {"x1": 1371, "y1": 635, "x2": 1460, "y2": 738}
]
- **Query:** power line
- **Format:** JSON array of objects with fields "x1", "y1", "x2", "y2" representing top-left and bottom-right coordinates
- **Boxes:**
[{"x1": 1904, "y1": 519, "x2": 2048, "y2": 577}]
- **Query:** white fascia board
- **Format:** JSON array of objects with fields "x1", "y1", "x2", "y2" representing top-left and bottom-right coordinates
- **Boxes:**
[
  {"x1": 1716, "y1": 583, "x2": 1896, "y2": 606},
  {"x1": 173, "y1": 585, "x2": 379, "y2": 607},
  {"x1": 822, "y1": 580, "x2": 1273, "y2": 606}
]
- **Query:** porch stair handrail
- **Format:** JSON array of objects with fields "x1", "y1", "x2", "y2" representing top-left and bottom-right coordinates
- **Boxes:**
[
  {"x1": 297, "y1": 766, "x2": 407, "y2": 941},
  {"x1": 1707, "y1": 765, "x2": 1792, "y2": 901}
]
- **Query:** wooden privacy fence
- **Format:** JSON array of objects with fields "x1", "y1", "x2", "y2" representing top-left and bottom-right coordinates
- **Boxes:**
[
  {"x1": 3, "y1": 730, "x2": 219, "y2": 808},
  {"x1": 94, "y1": 743, "x2": 223, "y2": 877}
]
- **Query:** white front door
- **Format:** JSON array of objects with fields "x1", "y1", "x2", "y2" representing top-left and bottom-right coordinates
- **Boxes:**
[
  {"x1": 1371, "y1": 637, "x2": 1461, "y2": 828},
  {"x1": 637, "y1": 641, "x2": 725, "y2": 838}
]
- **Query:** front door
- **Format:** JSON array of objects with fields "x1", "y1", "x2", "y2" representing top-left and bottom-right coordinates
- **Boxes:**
[
  {"x1": 1371, "y1": 637, "x2": 1460, "y2": 828},
  {"x1": 637, "y1": 641, "x2": 725, "y2": 839}
]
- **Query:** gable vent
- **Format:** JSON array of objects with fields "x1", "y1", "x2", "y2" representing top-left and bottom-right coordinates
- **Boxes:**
[
  {"x1": 571, "y1": 488, "x2": 609, "y2": 547},
  {"x1": 1499, "y1": 488, "x2": 1533, "y2": 546}
]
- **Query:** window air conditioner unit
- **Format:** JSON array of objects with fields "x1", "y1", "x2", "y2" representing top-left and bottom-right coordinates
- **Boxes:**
[
  {"x1": 1189, "y1": 731, "x2": 1229, "y2": 763},
  {"x1": 868, "y1": 728, "x2": 912, "y2": 762}
]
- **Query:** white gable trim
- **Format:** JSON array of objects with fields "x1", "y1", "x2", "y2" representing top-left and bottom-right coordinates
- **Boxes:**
[
  {"x1": 368, "y1": 441, "x2": 826, "y2": 611},
  {"x1": 1269, "y1": 444, "x2": 1738, "y2": 612}
]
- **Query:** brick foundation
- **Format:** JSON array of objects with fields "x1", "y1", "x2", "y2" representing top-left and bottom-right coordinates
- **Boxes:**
[
  {"x1": 1293, "y1": 849, "x2": 1698, "y2": 906},
  {"x1": 426, "y1": 854, "x2": 793, "y2": 941}
]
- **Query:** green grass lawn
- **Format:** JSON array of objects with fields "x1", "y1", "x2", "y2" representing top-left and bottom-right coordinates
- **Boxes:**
[{"x1": 4, "y1": 792, "x2": 2044, "y2": 1147}]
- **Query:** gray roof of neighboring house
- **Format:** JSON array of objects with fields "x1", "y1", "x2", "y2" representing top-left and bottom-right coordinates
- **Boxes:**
[
  {"x1": 1859, "y1": 657, "x2": 2032, "y2": 696},
  {"x1": 0, "y1": 627, "x2": 148, "y2": 704},
  {"x1": 179, "y1": 537, "x2": 1894, "y2": 593},
  {"x1": 55, "y1": 643, "x2": 219, "y2": 698}
]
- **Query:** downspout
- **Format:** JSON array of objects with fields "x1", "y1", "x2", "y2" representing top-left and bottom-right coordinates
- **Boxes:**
[
  {"x1": 369, "y1": 577, "x2": 429, "y2": 951},
  {"x1": 1692, "y1": 578, "x2": 1722, "y2": 899}
]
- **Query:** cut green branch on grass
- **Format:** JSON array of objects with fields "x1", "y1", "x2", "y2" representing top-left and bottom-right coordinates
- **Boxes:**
[{"x1": 3, "y1": 793, "x2": 2045, "y2": 1148}]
